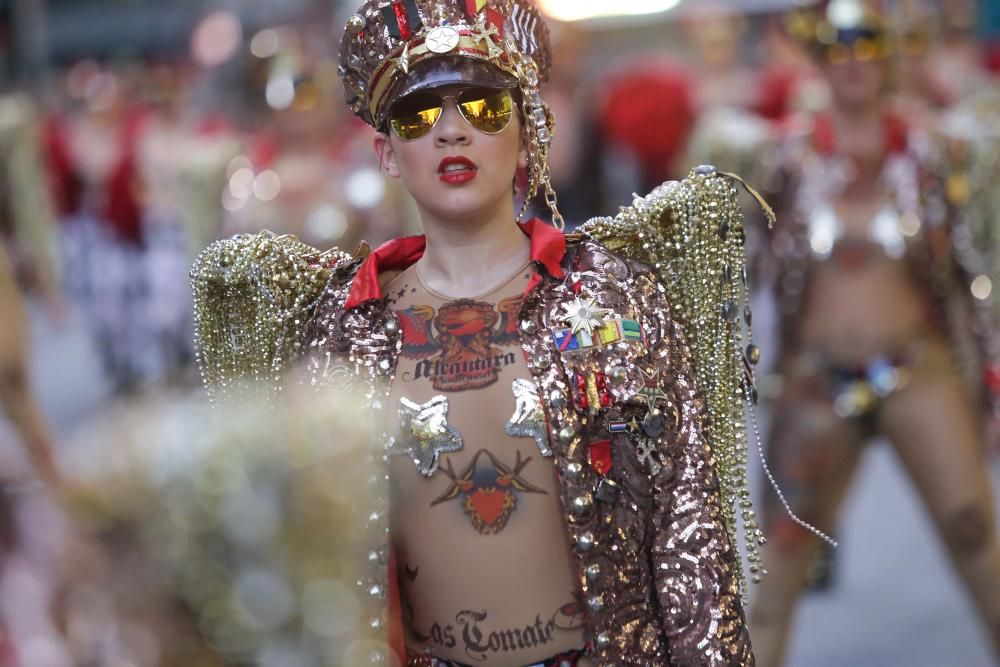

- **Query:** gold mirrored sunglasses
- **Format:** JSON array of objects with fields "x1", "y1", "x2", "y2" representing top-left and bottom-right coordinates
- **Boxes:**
[{"x1": 388, "y1": 87, "x2": 515, "y2": 141}]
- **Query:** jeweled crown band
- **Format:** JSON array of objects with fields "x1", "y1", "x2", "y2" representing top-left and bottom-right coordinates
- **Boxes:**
[{"x1": 368, "y1": 29, "x2": 516, "y2": 125}]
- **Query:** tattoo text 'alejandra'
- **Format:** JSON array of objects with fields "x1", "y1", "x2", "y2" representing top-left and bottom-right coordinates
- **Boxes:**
[{"x1": 414, "y1": 603, "x2": 583, "y2": 663}]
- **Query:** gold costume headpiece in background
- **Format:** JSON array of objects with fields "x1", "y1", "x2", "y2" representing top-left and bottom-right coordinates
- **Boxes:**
[{"x1": 785, "y1": 0, "x2": 893, "y2": 63}]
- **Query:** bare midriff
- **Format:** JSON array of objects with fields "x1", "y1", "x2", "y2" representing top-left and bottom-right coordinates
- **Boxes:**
[
  {"x1": 798, "y1": 254, "x2": 929, "y2": 362},
  {"x1": 385, "y1": 261, "x2": 587, "y2": 667}
]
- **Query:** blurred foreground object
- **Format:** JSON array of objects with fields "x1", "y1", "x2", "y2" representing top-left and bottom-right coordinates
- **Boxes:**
[{"x1": 62, "y1": 383, "x2": 381, "y2": 666}]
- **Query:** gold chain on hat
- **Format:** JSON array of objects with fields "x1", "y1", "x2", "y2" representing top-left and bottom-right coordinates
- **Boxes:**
[{"x1": 509, "y1": 44, "x2": 564, "y2": 229}]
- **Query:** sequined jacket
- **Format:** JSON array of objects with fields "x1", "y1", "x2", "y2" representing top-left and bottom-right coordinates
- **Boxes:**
[{"x1": 302, "y1": 219, "x2": 754, "y2": 666}]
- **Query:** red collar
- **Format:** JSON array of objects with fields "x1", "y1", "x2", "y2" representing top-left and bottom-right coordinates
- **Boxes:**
[
  {"x1": 344, "y1": 217, "x2": 566, "y2": 310},
  {"x1": 812, "y1": 112, "x2": 909, "y2": 156}
]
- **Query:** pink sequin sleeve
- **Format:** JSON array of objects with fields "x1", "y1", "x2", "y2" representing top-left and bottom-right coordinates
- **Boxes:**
[{"x1": 644, "y1": 276, "x2": 755, "y2": 666}]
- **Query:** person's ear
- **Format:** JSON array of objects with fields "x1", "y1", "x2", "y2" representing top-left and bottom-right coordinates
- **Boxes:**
[{"x1": 374, "y1": 132, "x2": 401, "y2": 178}]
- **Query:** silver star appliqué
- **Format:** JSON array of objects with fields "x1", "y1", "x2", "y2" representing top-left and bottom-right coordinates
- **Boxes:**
[
  {"x1": 505, "y1": 378, "x2": 552, "y2": 457},
  {"x1": 560, "y1": 296, "x2": 611, "y2": 337},
  {"x1": 392, "y1": 395, "x2": 463, "y2": 476},
  {"x1": 397, "y1": 41, "x2": 411, "y2": 74}
]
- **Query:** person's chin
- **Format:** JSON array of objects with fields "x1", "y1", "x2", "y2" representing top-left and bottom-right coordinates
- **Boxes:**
[{"x1": 427, "y1": 189, "x2": 497, "y2": 221}]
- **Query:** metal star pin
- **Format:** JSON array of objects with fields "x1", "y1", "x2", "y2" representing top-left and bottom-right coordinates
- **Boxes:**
[
  {"x1": 560, "y1": 296, "x2": 612, "y2": 337},
  {"x1": 398, "y1": 41, "x2": 411, "y2": 74},
  {"x1": 393, "y1": 395, "x2": 463, "y2": 476},
  {"x1": 506, "y1": 378, "x2": 553, "y2": 457}
]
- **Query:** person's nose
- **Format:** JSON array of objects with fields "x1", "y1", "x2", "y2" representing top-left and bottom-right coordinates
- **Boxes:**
[{"x1": 433, "y1": 99, "x2": 471, "y2": 147}]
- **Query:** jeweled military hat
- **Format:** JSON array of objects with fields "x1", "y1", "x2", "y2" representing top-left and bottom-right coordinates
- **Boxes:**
[{"x1": 338, "y1": 0, "x2": 551, "y2": 129}]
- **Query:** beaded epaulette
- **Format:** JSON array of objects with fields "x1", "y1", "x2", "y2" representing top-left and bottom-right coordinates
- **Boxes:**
[
  {"x1": 190, "y1": 231, "x2": 354, "y2": 404},
  {"x1": 580, "y1": 166, "x2": 775, "y2": 596}
]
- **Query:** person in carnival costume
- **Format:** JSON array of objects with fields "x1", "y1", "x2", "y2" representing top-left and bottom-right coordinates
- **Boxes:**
[
  {"x1": 193, "y1": 1, "x2": 772, "y2": 664},
  {"x1": 749, "y1": 2, "x2": 1000, "y2": 664}
]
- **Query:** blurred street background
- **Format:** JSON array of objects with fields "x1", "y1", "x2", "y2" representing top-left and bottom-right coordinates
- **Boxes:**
[{"x1": 1, "y1": 0, "x2": 1000, "y2": 665}]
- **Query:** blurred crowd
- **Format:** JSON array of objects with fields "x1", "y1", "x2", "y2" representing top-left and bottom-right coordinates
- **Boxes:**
[
  {"x1": 0, "y1": 0, "x2": 999, "y2": 665},
  {"x1": 9, "y1": 0, "x2": 1000, "y2": 390}
]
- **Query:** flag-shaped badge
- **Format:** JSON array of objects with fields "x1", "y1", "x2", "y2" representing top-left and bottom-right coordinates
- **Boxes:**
[
  {"x1": 621, "y1": 319, "x2": 643, "y2": 341},
  {"x1": 382, "y1": 0, "x2": 424, "y2": 41},
  {"x1": 597, "y1": 320, "x2": 622, "y2": 345},
  {"x1": 553, "y1": 329, "x2": 580, "y2": 352},
  {"x1": 465, "y1": 0, "x2": 488, "y2": 15},
  {"x1": 607, "y1": 421, "x2": 629, "y2": 434},
  {"x1": 588, "y1": 440, "x2": 613, "y2": 476}
]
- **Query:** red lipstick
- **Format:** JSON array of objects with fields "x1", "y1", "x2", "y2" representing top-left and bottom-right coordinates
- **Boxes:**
[{"x1": 438, "y1": 156, "x2": 478, "y2": 185}]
